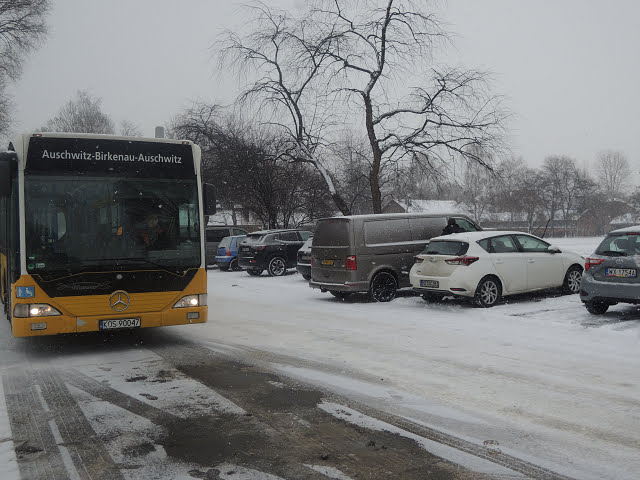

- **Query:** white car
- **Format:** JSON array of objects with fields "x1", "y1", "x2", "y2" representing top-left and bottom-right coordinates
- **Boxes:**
[{"x1": 409, "y1": 231, "x2": 584, "y2": 307}]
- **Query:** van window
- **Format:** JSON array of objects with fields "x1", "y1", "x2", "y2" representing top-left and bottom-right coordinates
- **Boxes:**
[
  {"x1": 299, "y1": 231, "x2": 312, "y2": 241},
  {"x1": 364, "y1": 219, "x2": 411, "y2": 245},
  {"x1": 206, "y1": 228, "x2": 229, "y2": 242},
  {"x1": 452, "y1": 218, "x2": 480, "y2": 232},
  {"x1": 314, "y1": 220, "x2": 350, "y2": 246},
  {"x1": 409, "y1": 217, "x2": 445, "y2": 241}
]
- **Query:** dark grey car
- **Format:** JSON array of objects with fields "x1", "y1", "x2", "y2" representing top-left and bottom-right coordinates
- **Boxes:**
[
  {"x1": 580, "y1": 226, "x2": 640, "y2": 314},
  {"x1": 310, "y1": 213, "x2": 481, "y2": 302}
]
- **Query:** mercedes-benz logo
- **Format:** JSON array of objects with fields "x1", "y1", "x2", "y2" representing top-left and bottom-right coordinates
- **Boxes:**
[{"x1": 109, "y1": 290, "x2": 130, "y2": 312}]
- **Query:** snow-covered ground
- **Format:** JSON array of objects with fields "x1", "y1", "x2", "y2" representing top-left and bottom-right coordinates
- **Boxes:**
[
  {"x1": 2, "y1": 235, "x2": 639, "y2": 480},
  {"x1": 175, "y1": 235, "x2": 639, "y2": 480}
]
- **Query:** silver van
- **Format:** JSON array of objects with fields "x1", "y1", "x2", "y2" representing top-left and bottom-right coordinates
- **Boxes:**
[{"x1": 309, "y1": 213, "x2": 481, "y2": 302}]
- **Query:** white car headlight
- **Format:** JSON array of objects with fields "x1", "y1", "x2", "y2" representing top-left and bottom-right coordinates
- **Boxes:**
[
  {"x1": 172, "y1": 294, "x2": 207, "y2": 308},
  {"x1": 14, "y1": 303, "x2": 62, "y2": 318}
]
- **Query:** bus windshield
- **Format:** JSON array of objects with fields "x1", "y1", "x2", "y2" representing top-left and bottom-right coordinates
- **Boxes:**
[{"x1": 24, "y1": 175, "x2": 201, "y2": 276}]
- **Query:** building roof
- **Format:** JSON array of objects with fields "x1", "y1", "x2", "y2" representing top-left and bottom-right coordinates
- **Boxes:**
[{"x1": 610, "y1": 213, "x2": 640, "y2": 226}]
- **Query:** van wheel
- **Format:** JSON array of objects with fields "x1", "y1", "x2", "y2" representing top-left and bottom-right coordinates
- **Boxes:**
[
  {"x1": 562, "y1": 265, "x2": 582, "y2": 294},
  {"x1": 329, "y1": 291, "x2": 351, "y2": 300},
  {"x1": 370, "y1": 272, "x2": 397, "y2": 302},
  {"x1": 247, "y1": 269, "x2": 263, "y2": 276},
  {"x1": 229, "y1": 258, "x2": 242, "y2": 271},
  {"x1": 585, "y1": 301, "x2": 609, "y2": 315},
  {"x1": 474, "y1": 276, "x2": 501, "y2": 308},
  {"x1": 267, "y1": 256, "x2": 287, "y2": 277}
]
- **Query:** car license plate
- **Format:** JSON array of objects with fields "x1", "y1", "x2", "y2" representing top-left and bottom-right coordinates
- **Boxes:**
[
  {"x1": 321, "y1": 259, "x2": 334, "y2": 266},
  {"x1": 605, "y1": 268, "x2": 637, "y2": 278},
  {"x1": 420, "y1": 280, "x2": 439, "y2": 288},
  {"x1": 99, "y1": 318, "x2": 141, "y2": 330}
]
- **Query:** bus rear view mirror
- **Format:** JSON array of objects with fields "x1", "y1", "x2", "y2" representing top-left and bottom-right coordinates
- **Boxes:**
[
  {"x1": 203, "y1": 182, "x2": 216, "y2": 215},
  {"x1": 0, "y1": 152, "x2": 17, "y2": 197}
]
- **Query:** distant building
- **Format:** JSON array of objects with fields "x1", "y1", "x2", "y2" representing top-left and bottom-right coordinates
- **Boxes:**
[
  {"x1": 577, "y1": 200, "x2": 633, "y2": 236},
  {"x1": 207, "y1": 205, "x2": 262, "y2": 232}
]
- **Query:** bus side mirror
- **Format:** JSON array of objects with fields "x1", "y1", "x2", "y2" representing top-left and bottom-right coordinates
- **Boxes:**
[
  {"x1": 0, "y1": 152, "x2": 17, "y2": 197},
  {"x1": 203, "y1": 183, "x2": 216, "y2": 215}
]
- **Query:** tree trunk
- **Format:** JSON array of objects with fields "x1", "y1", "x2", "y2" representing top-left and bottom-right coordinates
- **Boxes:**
[{"x1": 364, "y1": 94, "x2": 383, "y2": 214}]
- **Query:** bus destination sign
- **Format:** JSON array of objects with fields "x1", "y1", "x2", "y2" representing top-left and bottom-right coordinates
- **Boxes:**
[{"x1": 25, "y1": 136, "x2": 196, "y2": 178}]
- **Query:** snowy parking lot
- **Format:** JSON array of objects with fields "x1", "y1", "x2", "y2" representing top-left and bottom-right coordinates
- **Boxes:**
[
  {"x1": 195, "y1": 236, "x2": 640, "y2": 480},
  {"x1": 1, "y1": 236, "x2": 639, "y2": 480}
]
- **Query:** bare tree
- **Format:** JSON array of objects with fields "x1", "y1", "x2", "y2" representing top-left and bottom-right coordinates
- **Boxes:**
[
  {"x1": 307, "y1": 0, "x2": 507, "y2": 213},
  {"x1": 456, "y1": 149, "x2": 496, "y2": 223},
  {"x1": 219, "y1": 1, "x2": 506, "y2": 214},
  {"x1": 119, "y1": 119, "x2": 142, "y2": 137},
  {"x1": 169, "y1": 102, "x2": 334, "y2": 228},
  {"x1": 41, "y1": 90, "x2": 115, "y2": 134},
  {"x1": 597, "y1": 150, "x2": 631, "y2": 201},
  {"x1": 0, "y1": 0, "x2": 50, "y2": 134},
  {"x1": 219, "y1": 4, "x2": 352, "y2": 215}
]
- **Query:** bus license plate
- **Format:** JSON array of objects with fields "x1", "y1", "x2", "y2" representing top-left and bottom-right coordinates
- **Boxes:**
[
  {"x1": 605, "y1": 268, "x2": 636, "y2": 278},
  {"x1": 420, "y1": 280, "x2": 439, "y2": 288},
  {"x1": 99, "y1": 318, "x2": 141, "y2": 330}
]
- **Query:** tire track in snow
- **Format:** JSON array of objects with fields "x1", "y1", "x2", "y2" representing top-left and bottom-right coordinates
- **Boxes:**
[
  {"x1": 3, "y1": 367, "x2": 124, "y2": 480},
  {"x1": 149, "y1": 340, "x2": 539, "y2": 480}
]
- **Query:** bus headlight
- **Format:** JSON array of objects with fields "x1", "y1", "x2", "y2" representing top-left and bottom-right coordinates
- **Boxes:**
[
  {"x1": 172, "y1": 294, "x2": 207, "y2": 309},
  {"x1": 14, "y1": 304, "x2": 62, "y2": 318}
]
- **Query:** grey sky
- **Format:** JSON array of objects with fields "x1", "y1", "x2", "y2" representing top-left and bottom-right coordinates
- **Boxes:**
[{"x1": 6, "y1": 0, "x2": 640, "y2": 172}]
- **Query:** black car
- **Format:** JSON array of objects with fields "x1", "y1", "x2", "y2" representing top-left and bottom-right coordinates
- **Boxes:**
[
  {"x1": 296, "y1": 236, "x2": 313, "y2": 280},
  {"x1": 238, "y1": 229, "x2": 312, "y2": 276}
]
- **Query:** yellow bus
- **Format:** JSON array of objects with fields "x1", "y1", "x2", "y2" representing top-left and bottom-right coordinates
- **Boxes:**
[{"x1": 0, "y1": 133, "x2": 214, "y2": 337}]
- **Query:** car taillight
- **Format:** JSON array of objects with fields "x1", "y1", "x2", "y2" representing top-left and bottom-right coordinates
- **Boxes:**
[
  {"x1": 226, "y1": 248, "x2": 230, "y2": 256},
  {"x1": 445, "y1": 256, "x2": 479, "y2": 266},
  {"x1": 346, "y1": 255, "x2": 357, "y2": 271},
  {"x1": 585, "y1": 257, "x2": 604, "y2": 271},
  {"x1": 255, "y1": 245, "x2": 266, "y2": 251},
  {"x1": 414, "y1": 256, "x2": 424, "y2": 264}
]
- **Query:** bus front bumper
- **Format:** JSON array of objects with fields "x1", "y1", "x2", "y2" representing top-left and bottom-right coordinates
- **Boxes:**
[{"x1": 11, "y1": 306, "x2": 208, "y2": 337}]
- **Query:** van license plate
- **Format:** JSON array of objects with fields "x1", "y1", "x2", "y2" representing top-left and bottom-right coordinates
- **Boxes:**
[
  {"x1": 321, "y1": 259, "x2": 334, "y2": 266},
  {"x1": 420, "y1": 280, "x2": 439, "y2": 288},
  {"x1": 99, "y1": 318, "x2": 141, "y2": 330},
  {"x1": 605, "y1": 268, "x2": 636, "y2": 278}
]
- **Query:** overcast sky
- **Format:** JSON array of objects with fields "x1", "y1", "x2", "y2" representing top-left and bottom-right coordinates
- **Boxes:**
[{"x1": 6, "y1": 0, "x2": 640, "y2": 172}]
